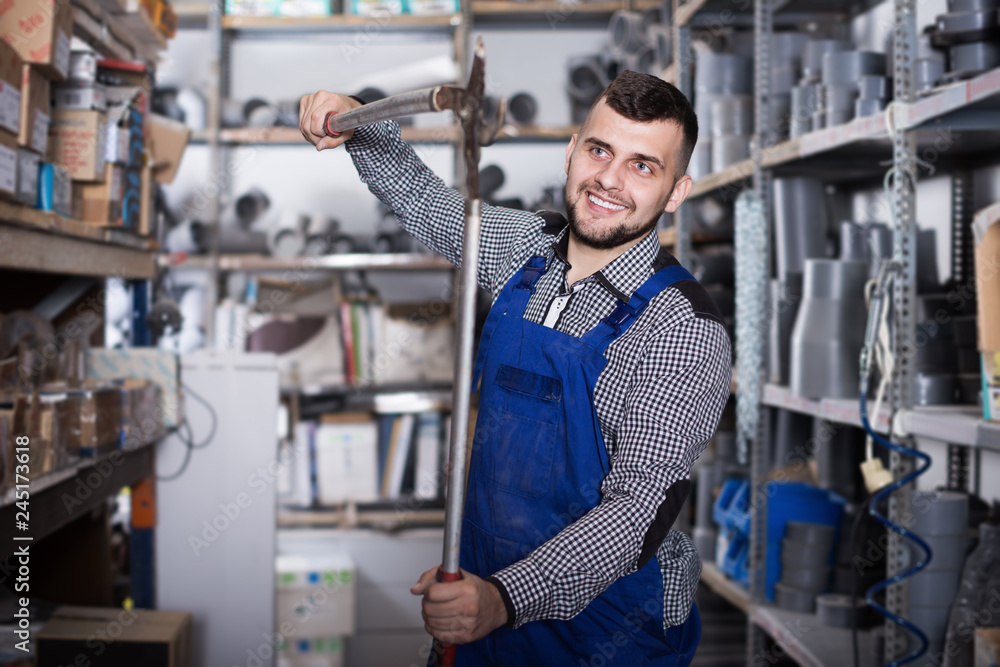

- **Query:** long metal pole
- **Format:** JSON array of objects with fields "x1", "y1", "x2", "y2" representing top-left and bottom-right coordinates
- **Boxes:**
[{"x1": 442, "y1": 198, "x2": 481, "y2": 575}]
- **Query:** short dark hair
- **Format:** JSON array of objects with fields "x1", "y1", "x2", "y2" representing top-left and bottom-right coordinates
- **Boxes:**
[{"x1": 587, "y1": 70, "x2": 699, "y2": 177}]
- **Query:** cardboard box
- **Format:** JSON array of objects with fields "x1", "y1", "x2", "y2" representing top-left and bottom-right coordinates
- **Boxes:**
[
  {"x1": 0, "y1": 38, "x2": 22, "y2": 136},
  {"x1": 67, "y1": 50, "x2": 98, "y2": 84},
  {"x1": 19, "y1": 64, "x2": 50, "y2": 154},
  {"x1": 53, "y1": 82, "x2": 107, "y2": 111},
  {"x1": 974, "y1": 202, "x2": 1000, "y2": 422},
  {"x1": 15, "y1": 146, "x2": 36, "y2": 204},
  {"x1": 85, "y1": 348, "x2": 181, "y2": 428},
  {"x1": 37, "y1": 606, "x2": 192, "y2": 667},
  {"x1": 139, "y1": 162, "x2": 153, "y2": 235},
  {"x1": 37, "y1": 161, "x2": 71, "y2": 216},
  {"x1": 0, "y1": 128, "x2": 18, "y2": 199},
  {"x1": 148, "y1": 113, "x2": 189, "y2": 184},
  {"x1": 48, "y1": 109, "x2": 107, "y2": 181},
  {"x1": 39, "y1": 381, "x2": 122, "y2": 457},
  {"x1": 277, "y1": 553, "x2": 356, "y2": 637},
  {"x1": 75, "y1": 161, "x2": 123, "y2": 224},
  {"x1": 116, "y1": 378, "x2": 164, "y2": 450},
  {"x1": 0, "y1": 0, "x2": 73, "y2": 81},
  {"x1": 976, "y1": 627, "x2": 1000, "y2": 667}
]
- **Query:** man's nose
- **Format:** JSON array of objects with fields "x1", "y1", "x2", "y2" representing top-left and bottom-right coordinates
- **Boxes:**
[{"x1": 594, "y1": 160, "x2": 625, "y2": 192}]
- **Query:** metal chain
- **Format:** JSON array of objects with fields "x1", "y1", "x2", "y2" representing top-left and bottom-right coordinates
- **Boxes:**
[{"x1": 735, "y1": 190, "x2": 766, "y2": 468}]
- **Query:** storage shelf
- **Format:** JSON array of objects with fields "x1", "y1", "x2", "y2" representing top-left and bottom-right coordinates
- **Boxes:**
[
  {"x1": 0, "y1": 441, "x2": 155, "y2": 549},
  {"x1": 700, "y1": 561, "x2": 751, "y2": 613},
  {"x1": 676, "y1": 0, "x2": 858, "y2": 27},
  {"x1": 472, "y1": 0, "x2": 624, "y2": 23},
  {"x1": 898, "y1": 405, "x2": 1000, "y2": 452},
  {"x1": 221, "y1": 13, "x2": 461, "y2": 31},
  {"x1": 751, "y1": 605, "x2": 877, "y2": 667},
  {"x1": 762, "y1": 383, "x2": 891, "y2": 434},
  {"x1": 73, "y1": 0, "x2": 170, "y2": 61},
  {"x1": 0, "y1": 208, "x2": 156, "y2": 279},
  {"x1": 497, "y1": 124, "x2": 579, "y2": 142},
  {"x1": 164, "y1": 252, "x2": 453, "y2": 272},
  {"x1": 657, "y1": 227, "x2": 732, "y2": 247},
  {"x1": 212, "y1": 125, "x2": 459, "y2": 145},
  {"x1": 278, "y1": 505, "x2": 445, "y2": 529},
  {"x1": 689, "y1": 159, "x2": 753, "y2": 199}
]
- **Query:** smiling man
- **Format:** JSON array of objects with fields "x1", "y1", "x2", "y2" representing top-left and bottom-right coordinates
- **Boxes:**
[{"x1": 299, "y1": 71, "x2": 731, "y2": 666}]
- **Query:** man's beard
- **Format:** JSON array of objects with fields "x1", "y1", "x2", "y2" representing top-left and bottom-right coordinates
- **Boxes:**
[{"x1": 564, "y1": 181, "x2": 661, "y2": 251}]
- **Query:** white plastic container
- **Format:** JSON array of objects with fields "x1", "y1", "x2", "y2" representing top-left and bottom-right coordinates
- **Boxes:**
[{"x1": 276, "y1": 553, "x2": 356, "y2": 637}]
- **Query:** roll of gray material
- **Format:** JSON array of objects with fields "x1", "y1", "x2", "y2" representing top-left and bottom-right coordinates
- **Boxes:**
[
  {"x1": 908, "y1": 602, "x2": 955, "y2": 644},
  {"x1": 959, "y1": 373, "x2": 981, "y2": 404},
  {"x1": 193, "y1": 223, "x2": 269, "y2": 255},
  {"x1": 826, "y1": 83, "x2": 860, "y2": 111},
  {"x1": 789, "y1": 260, "x2": 869, "y2": 399},
  {"x1": 937, "y1": 8, "x2": 999, "y2": 35},
  {"x1": 244, "y1": 98, "x2": 278, "y2": 127},
  {"x1": 949, "y1": 41, "x2": 1000, "y2": 74},
  {"x1": 773, "y1": 177, "x2": 829, "y2": 279},
  {"x1": 815, "y1": 421, "x2": 866, "y2": 502},
  {"x1": 826, "y1": 107, "x2": 853, "y2": 127},
  {"x1": 822, "y1": 51, "x2": 887, "y2": 85},
  {"x1": 803, "y1": 39, "x2": 850, "y2": 81},
  {"x1": 791, "y1": 84, "x2": 819, "y2": 137},
  {"x1": 773, "y1": 32, "x2": 809, "y2": 70},
  {"x1": 855, "y1": 97, "x2": 886, "y2": 117},
  {"x1": 859, "y1": 75, "x2": 890, "y2": 100},
  {"x1": 840, "y1": 221, "x2": 869, "y2": 261},
  {"x1": 508, "y1": 92, "x2": 538, "y2": 125},
  {"x1": 628, "y1": 44, "x2": 658, "y2": 75},
  {"x1": 693, "y1": 526, "x2": 716, "y2": 561},
  {"x1": 781, "y1": 565, "x2": 831, "y2": 592},
  {"x1": 711, "y1": 135, "x2": 750, "y2": 170},
  {"x1": 775, "y1": 582, "x2": 817, "y2": 613},
  {"x1": 234, "y1": 187, "x2": 270, "y2": 227},
  {"x1": 696, "y1": 465, "x2": 715, "y2": 528},
  {"x1": 902, "y1": 533, "x2": 971, "y2": 572},
  {"x1": 787, "y1": 522, "x2": 836, "y2": 548},
  {"x1": 918, "y1": 228, "x2": 942, "y2": 293},
  {"x1": 696, "y1": 93, "x2": 727, "y2": 137},
  {"x1": 688, "y1": 141, "x2": 712, "y2": 180},
  {"x1": 710, "y1": 95, "x2": 753, "y2": 137},
  {"x1": 221, "y1": 98, "x2": 244, "y2": 128},
  {"x1": 917, "y1": 58, "x2": 946, "y2": 91},
  {"x1": 609, "y1": 11, "x2": 647, "y2": 54},
  {"x1": 950, "y1": 0, "x2": 999, "y2": 10},
  {"x1": 770, "y1": 93, "x2": 792, "y2": 139},
  {"x1": 914, "y1": 372, "x2": 957, "y2": 405},
  {"x1": 767, "y1": 275, "x2": 802, "y2": 385},
  {"x1": 771, "y1": 66, "x2": 799, "y2": 95},
  {"x1": 912, "y1": 491, "x2": 968, "y2": 536},
  {"x1": 816, "y1": 594, "x2": 873, "y2": 628},
  {"x1": 567, "y1": 56, "x2": 607, "y2": 104},
  {"x1": 812, "y1": 109, "x2": 826, "y2": 132},
  {"x1": 695, "y1": 52, "x2": 754, "y2": 94},
  {"x1": 782, "y1": 539, "x2": 833, "y2": 568},
  {"x1": 910, "y1": 569, "x2": 963, "y2": 607}
]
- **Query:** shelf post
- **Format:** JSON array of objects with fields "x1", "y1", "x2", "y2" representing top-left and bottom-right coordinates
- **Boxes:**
[
  {"x1": 671, "y1": 0, "x2": 692, "y2": 268},
  {"x1": 886, "y1": 0, "x2": 919, "y2": 660}
]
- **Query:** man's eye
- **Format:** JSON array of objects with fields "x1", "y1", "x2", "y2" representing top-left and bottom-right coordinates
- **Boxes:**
[
  {"x1": 592, "y1": 147, "x2": 607, "y2": 157},
  {"x1": 636, "y1": 162, "x2": 651, "y2": 174}
]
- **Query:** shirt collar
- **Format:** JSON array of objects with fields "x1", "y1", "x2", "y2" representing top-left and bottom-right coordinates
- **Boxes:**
[{"x1": 549, "y1": 225, "x2": 661, "y2": 303}]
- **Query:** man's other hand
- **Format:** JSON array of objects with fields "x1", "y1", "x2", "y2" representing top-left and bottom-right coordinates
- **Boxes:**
[
  {"x1": 298, "y1": 91, "x2": 362, "y2": 151},
  {"x1": 411, "y1": 567, "x2": 508, "y2": 645}
]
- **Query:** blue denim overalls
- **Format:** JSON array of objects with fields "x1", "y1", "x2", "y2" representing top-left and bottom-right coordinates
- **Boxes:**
[{"x1": 453, "y1": 254, "x2": 702, "y2": 666}]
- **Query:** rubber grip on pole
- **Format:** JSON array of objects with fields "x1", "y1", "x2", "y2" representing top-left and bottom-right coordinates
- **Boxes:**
[
  {"x1": 434, "y1": 568, "x2": 462, "y2": 667},
  {"x1": 324, "y1": 111, "x2": 341, "y2": 137}
]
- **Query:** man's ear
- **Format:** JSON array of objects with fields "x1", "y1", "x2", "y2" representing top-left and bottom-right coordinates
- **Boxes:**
[
  {"x1": 564, "y1": 134, "x2": 578, "y2": 176},
  {"x1": 664, "y1": 175, "x2": 693, "y2": 213}
]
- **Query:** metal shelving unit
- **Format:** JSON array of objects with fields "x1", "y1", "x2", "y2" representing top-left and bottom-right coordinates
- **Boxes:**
[{"x1": 670, "y1": 0, "x2": 1000, "y2": 663}]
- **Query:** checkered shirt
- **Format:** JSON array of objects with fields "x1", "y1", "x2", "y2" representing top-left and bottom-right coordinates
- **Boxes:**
[{"x1": 347, "y1": 121, "x2": 731, "y2": 631}]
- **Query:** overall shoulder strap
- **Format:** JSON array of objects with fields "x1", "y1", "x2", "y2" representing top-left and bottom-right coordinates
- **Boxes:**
[{"x1": 581, "y1": 265, "x2": 696, "y2": 352}]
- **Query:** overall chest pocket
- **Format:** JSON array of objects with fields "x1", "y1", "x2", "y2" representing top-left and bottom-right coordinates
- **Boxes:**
[{"x1": 474, "y1": 363, "x2": 563, "y2": 499}]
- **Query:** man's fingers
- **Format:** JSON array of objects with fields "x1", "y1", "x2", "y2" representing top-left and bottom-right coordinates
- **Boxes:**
[{"x1": 410, "y1": 567, "x2": 439, "y2": 595}]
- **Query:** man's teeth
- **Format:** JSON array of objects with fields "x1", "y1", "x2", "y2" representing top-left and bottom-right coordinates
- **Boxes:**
[{"x1": 588, "y1": 194, "x2": 626, "y2": 211}]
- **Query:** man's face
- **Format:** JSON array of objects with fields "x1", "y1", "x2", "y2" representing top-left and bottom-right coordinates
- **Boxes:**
[{"x1": 563, "y1": 100, "x2": 691, "y2": 251}]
